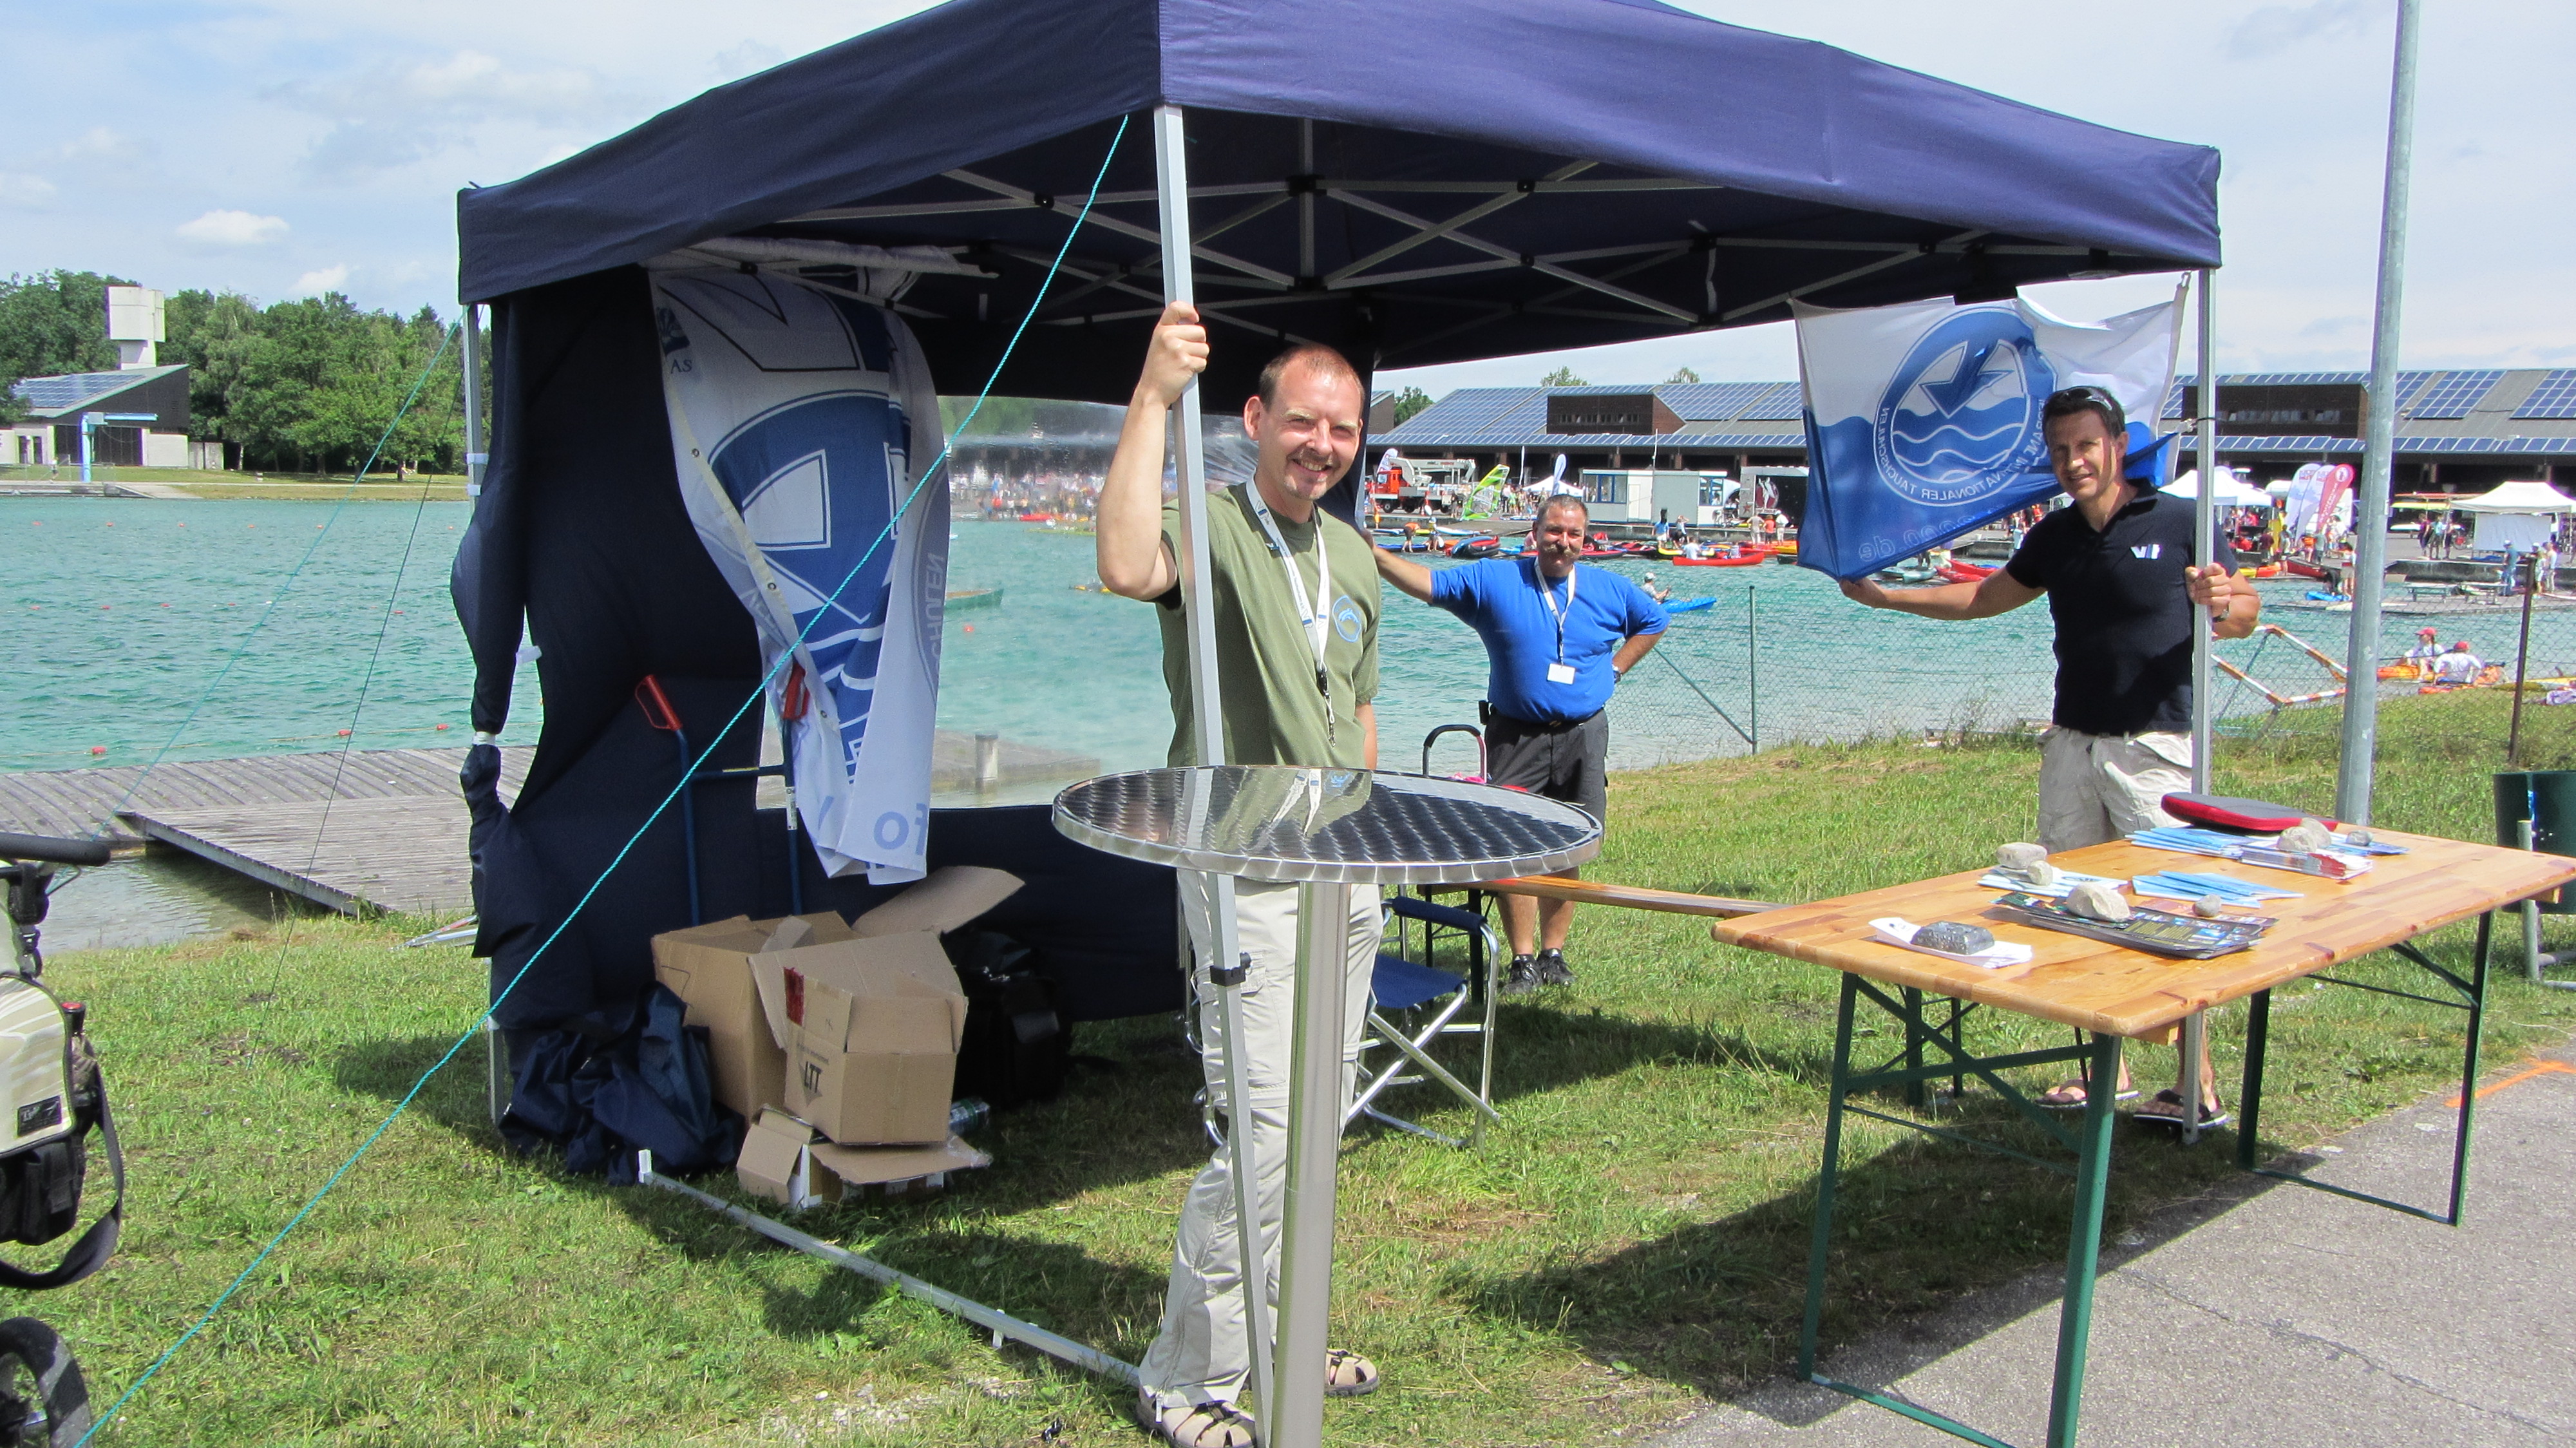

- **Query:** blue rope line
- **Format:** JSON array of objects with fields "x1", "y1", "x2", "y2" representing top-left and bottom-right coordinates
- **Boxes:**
[
  {"x1": 73, "y1": 113, "x2": 1130, "y2": 1444},
  {"x1": 95, "y1": 325, "x2": 461, "y2": 832}
]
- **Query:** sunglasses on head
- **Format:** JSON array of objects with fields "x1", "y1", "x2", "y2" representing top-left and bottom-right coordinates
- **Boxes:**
[{"x1": 2047, "y1": 386, "x2": 2121, "y2": 408}]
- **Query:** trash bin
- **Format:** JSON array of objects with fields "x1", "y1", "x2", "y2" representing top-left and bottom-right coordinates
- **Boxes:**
[
  {"x1": 2492, "y1": 770, "x2": 2576, "y2": 857},
  {"x1": 2494, "y1": 770, "x2": 2576, "y2": 984}
]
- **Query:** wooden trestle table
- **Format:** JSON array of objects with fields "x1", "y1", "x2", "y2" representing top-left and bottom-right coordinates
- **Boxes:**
[{"x1": 1708, "y1": 826, "x2": 2576, "y2": 1448}]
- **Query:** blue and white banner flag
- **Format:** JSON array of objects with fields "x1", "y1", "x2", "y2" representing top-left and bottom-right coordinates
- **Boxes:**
[
  {"x1": 1792, "y1": 292, "x2": 2184, "y2": 579},
  {"x1": 650, "y1": 267, "x2": 949, "y2": 882}
]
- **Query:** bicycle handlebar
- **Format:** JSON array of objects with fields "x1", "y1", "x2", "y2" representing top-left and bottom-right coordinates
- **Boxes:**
[{"x1": 0, "y1": 832, "x2": 111, "y2": 867}]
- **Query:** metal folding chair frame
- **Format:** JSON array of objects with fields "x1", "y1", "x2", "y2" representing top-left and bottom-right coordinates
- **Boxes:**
[{"x1": 1349, "y1": 893, "x2": 1504, "y2": 1147}]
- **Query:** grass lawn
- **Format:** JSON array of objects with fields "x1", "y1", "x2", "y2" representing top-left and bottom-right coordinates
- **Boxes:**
[{"x1": 32, "y1": 690, "x2": 2576, "y2": 1445}]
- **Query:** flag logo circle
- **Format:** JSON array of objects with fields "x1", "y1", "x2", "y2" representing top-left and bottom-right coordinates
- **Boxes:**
[{"x1": 1872, "y1": 307, "x2": 2056, "y2": 508}]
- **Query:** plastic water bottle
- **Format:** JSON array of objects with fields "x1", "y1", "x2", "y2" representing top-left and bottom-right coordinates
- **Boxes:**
[{"x1": 949, "y1": 1098, "x2": 990, "y2": 1137}]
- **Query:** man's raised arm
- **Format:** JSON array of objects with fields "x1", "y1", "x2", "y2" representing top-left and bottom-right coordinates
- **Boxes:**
[
  {"x1": 1839, "y1": 568, "x2": 2042, "y2": 621},
  {"x1": 1372, "y1": 546, "x2": 1436, "y2": 604},
  {"x1": 1095, "y1": 303, "x2": 1207, "y2": 601}
]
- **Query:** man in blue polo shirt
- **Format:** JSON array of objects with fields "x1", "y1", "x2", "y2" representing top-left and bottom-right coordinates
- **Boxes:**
[{"x1": 1376, "y1": 493, "x2": 1666, "y2": 992}]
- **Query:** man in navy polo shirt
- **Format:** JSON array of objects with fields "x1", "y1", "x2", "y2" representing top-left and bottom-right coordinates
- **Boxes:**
[
  {"x1": 1376, "y1": 493, "x2": 1667, "y2": 992},
  {"x1": 1838, "y1": 384, "x2": 2259, "y2": 1125}
]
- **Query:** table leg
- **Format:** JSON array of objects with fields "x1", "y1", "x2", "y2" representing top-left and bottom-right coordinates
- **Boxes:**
[
  {"x1": 1797, "y1": 974, "x2": 1861, "y2": 1383},
  {"x1": 1269, "y1": 880, "x2": 1352, "y2": 1448},
  {"x1": 2177, "y1": 1010, "x2": 2207, "y2": 1146},
  {"x1": 2044, "y1": 1031, "x2": 2123, "y2": 1448},
  {"x1": 1903, "y1": 986, "x2": 1926, "y2": 1109},
  {"x1": 2448, "y1": 910, "x2": 2493, "y2": 1226},
  {"x1": 2237, "y1": 989, "x2": 2271, "y2": 1173}
]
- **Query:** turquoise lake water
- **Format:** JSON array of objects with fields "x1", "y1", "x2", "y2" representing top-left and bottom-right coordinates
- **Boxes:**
[
  {"x1": 7, "y1": 497, "x2": 2539, "y2": 948},
  {"x1": 3, "y1": 501, "x2": 2512, "y2": 781}
]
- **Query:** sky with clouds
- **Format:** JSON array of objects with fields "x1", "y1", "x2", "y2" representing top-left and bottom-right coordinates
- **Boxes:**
[{"x1": 2, "y1": 0, "x2": 2566, "y2": 394}]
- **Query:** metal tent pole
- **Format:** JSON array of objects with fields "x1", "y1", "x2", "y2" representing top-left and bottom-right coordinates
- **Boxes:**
[
  {"x1": 461, "y1": 304, "x2": 489, "y2": 504},
  {"x1": 2337, "y1": 0, "x2": 2423, "y2": 826},
  {"x1": 1155, "y1": 102, "x2": 1277, "y2": 1434},
  {"x1": 2191, "y1": 272, "x2": 2217, "y2": 795}
]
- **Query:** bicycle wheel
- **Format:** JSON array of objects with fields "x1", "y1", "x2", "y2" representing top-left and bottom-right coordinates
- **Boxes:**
[{"x1": 0, "y1": 1318, "x2": 88, "y2": 1448}]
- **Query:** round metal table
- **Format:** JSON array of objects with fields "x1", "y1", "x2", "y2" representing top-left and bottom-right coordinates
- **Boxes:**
[{"x1": 1054, "y1": 765, "x2": 1600, "y2": 1443}]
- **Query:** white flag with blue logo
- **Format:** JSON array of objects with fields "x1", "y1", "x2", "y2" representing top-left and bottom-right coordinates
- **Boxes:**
[
  {"x1": 1792, "y1": 292, "x2": 2183, "y2": 579},
  {"x1": 649, "y1": 267, "x2": 949, "y2": 882}
]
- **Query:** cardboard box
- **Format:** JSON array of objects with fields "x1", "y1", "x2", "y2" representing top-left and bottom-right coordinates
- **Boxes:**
[
  {"x1": 849, "y1": 865, "x2": 1023, "y2": 938},
  {"x1": 746, "y1": 929, "x2": 970, "y2": 1145},
  {"x1": 652, "y1": 911, "x2": 857, "y2": 1121},
  {"x1": 736, "y1": 1107, "x2": 989, "y2": 1208}
]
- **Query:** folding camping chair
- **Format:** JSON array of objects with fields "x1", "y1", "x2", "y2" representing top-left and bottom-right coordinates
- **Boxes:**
[
  {"x1": 1348, "y1": 893, "x2": 1506, "y2": 1147},
  {"x1": 1342, "y1": 723, "x2": 1508, "y2": 1145}
]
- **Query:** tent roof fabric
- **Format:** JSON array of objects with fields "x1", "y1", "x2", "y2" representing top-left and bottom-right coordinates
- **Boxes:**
[
  {"x1": 455, "y1": 0, "x2": 2218, "y2": 403},
  {"x1": 2454, "y1": 480, "x2": 2576, "y2": 513}
]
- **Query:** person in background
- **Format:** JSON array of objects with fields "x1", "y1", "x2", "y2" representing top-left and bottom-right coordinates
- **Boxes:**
[
  {"x1": 1372, "y1": 494, "x2": 1667, "y2": 993},
  {"x1": 1837, "y1": 385, "x2": 2258, "y2": 1129},
  {"x1": 2405, "y1": 625, "x2": 2445, "y2": 669},
  {"x1": 1096, "y1": 303, "x2": 1385, "y2": 1447},
  {"x1": 1640, "y1": 571, "x2": 1672, "y2": 604},
  {"x1": 2429, "y1": 640, "x2": 2485, "y2": 686}
]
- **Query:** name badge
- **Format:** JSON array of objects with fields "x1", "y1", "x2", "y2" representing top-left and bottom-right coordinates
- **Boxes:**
[{"x1": 1547, "y1": 662, "x2": 1578, "y2": 685}]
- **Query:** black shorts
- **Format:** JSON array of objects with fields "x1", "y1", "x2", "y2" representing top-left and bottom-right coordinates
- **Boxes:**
[{"x1": 1484, "y1": 708, "x2": 1608, "y2": 824}]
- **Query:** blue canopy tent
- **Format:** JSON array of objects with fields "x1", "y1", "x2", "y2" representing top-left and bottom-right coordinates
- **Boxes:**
[
  {"x1": 450, "y1": 0, "x2": 2218, "y2": 1020},
  {"x1": 450, "y1": 0, "x2": 2217, "y2": 1417}
]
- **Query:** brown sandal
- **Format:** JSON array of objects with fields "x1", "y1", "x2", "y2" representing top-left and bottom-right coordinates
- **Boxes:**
[
  {"x1": 1325, "y1": 1348, "x2": 1380, "y2": 1397},
  {"x1": 1135, "y1": 1389, "x2": 1257, "y2": 1448}
]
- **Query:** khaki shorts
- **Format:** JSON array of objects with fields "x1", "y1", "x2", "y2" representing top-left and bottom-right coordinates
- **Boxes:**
[{"x1": 2037, "y1": 727, "x2": 2191, "y2": 852}]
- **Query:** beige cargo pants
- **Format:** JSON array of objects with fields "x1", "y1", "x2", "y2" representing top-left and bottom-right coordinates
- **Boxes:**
[
  {"x1": 1139, "y1": 873, "x2": 1382, "y2": 1415},
  {"x1": 2037, "y1": 727, "x2": 2192, "y2": 852}
]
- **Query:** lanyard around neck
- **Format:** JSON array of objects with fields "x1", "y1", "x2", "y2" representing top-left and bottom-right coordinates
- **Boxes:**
[
  {"x1": 1244, "y1": 485, "x2": 1337, "y2": 739},
  {"x1": 1530, "y1": 558, "x2": 1577, "y2": 663}
]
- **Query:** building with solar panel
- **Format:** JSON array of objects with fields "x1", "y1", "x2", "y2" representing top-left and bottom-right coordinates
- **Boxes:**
[
  {"x1": 1381, "y1": 368, "x2": 2576, "y2": 516},
  {"x1": 3, "y1": 286, "x2": 209, "y2": 473}
]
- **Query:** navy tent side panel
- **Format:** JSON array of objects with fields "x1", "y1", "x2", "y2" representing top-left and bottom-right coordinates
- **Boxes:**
[{"x1": 453, "y1": 268, "x2": 1182, "y2": 1031}]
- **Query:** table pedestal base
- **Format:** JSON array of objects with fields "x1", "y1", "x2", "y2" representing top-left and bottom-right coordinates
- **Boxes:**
[{"x1": 1267, "y1": 879, "x2": 1352, "y2": 1447}]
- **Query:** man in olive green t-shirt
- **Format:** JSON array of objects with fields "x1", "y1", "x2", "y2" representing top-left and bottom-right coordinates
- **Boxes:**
[{"x1": 1098, "y1": 302, "x2": 1385, "y2": 1447}]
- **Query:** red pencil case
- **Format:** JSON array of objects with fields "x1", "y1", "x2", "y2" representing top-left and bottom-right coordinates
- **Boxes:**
[{"x1": 2161, "y1": 792, "x2": 2335, "y2": 834}]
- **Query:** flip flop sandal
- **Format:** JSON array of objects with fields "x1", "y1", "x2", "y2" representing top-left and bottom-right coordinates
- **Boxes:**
[
  {"x1": 1135, "y1": 1390, "x2": 1257, "y2": 1448},
  {"x1": 2036, "y1": 1080, "x2": 2141, "y2": 1111},
  {"x1": 1325, "y1": 1348, "x2": 1381, "y2": 1398},
  {"x1": 2134, "y1": 1088, "x2": 2230, "y2": 1130}
]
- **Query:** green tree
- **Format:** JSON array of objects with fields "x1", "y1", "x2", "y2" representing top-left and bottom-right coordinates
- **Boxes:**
[
  {"x1": 1388, "y1": 386, "x2": 1434, "y2": 425},
  {"x1": 164, "y1": 288, "x2": 264, "y2": 452},
  {"x1": 1539, "y1": 366, "x2": 1587, "y2": 387},
  {"x1": 1665, "y1": 365, "x2": 1702, "y2": 385},
  {"x1": 0, "y1": 269, "x2": 137, "y2": 423}
]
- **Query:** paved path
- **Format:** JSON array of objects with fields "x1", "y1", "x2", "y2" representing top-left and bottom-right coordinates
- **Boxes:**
[{"x1": 1653, "y1": 1040, "x2": 2576, "y2": 1447}]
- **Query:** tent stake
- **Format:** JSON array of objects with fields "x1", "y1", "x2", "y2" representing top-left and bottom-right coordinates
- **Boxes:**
[{"x1": 2336, "y1": 0, "x2": 2422, "y2": 826}]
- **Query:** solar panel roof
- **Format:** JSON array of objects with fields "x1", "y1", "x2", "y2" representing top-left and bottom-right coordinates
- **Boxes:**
[
  {"x1": 6, "y1": 369, "x2": 173, "y2": 415},
  {"x1": 1736, "y1": 382, "x2": 1806, "y2": 420},
  {"x1": 2514, "y1": 371, "x2": 2576, "y2": 421},
  {"x1": 2404, "y1": 370, "x2": 2505, "y2": 419},
  {"x1": 1656, "y1": 381, "x2": 1772, "y2": 421}
]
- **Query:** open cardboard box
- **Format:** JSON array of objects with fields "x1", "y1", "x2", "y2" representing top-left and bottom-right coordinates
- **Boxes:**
[
  {"x1": 652, "y1": 911, "x2": 857, "y2": 1121},
  {"x1": 652, "y1": 868, "x2": 1021, "y2": 1145},
  {"x1": 751, "y1": 928, "x2": 969, "y2": 1144},
  {"x1": 737, "y1": 1107, "x2": 989, "y2": 1208}
]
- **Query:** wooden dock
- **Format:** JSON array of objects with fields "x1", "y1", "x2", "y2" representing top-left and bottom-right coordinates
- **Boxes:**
[
  {"x1": 1, "y1": 728, "x2": 1099, "y2": 920},
  {"x1": 0, "y1": 747, "x2": 530, "y2": 919}
]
